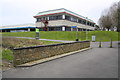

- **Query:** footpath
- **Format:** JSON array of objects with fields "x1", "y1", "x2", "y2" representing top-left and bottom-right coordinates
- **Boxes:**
[{"x1": 9, "y1": 36, "x2": 75, "y2": 43}]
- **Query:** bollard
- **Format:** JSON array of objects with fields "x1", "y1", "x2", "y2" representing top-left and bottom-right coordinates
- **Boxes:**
[
  {"x1": 35, "y1": 32, "x2": 39, "y2": 40},
  {"x1": 110, "y1": 38, "x2": 112, "y2": 48},
  {"x1": 35, "y1": 27, "x2": 39, "y2": 40},
  {"x1": 76, "y1": 39, "x2": 79, "y2": 41},
  {"x1": 99, "y1": 41, "x2": 101, "y2": 48}
]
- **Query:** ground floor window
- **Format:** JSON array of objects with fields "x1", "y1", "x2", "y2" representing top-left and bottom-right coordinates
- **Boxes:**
[
  {"x1": 48, "y1": 27, "x2": 62, "y2": 31},
  {"x1": 65, "y1": 27, "x2": 71, "y2": 31}
]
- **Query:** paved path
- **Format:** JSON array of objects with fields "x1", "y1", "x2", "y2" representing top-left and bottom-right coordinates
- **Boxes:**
[
  {"x1": 2, "y1": 41, "x2": 119, "y2": 78},
  {"x1": 14, "y1": 37, "x2": 75, "y2": 43}
]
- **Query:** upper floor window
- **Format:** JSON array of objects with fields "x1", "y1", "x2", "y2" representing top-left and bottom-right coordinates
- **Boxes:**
[
  {"x1": 37, "y1": 18, "x2": 41, "y2": 22},
  {"x1": 78, "y1": 19, "x2": 82, "y2": 23},
  {"x1": 65, "y1": 15, "x2": 71, "y2": 21},
  {"x1": 49, "y1": 15, "x2": 62, "y2": 20},
  {"x1": 71, "y1": 17, "x2": 77, "y2": 22},
  {"x1": 56, "y1": 15, "x2": 62, "y2": 19},
  {"x1": 82, "y1": 20, "x2": 86, "y2": 24}
]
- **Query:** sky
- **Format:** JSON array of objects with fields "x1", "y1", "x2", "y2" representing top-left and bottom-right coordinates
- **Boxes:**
[{"x1": 0, "y1": 0, "x2": 119, "y2": 26}]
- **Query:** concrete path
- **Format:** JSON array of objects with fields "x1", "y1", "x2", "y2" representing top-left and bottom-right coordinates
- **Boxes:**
[{"x1": 2, "y1": 41, "x2": 118, "y2": 78}]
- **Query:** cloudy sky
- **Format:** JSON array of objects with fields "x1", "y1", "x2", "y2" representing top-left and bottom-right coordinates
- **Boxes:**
[{"x1": 0, "y1": 0, "x2": 119, "y2": 26}]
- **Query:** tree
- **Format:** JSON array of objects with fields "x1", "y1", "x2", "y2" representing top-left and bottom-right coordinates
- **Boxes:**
[
  {"x1": 98, "y1": 1, "x2": 120, "y2": 32},
  {"x1": 109, "y1": 2, "x2": 120, "y2": 32},
  {"x1": 98, "y1": 14, "x2": 112, "y2": 31}
]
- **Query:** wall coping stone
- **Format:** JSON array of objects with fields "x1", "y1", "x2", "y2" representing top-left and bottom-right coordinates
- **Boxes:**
[{"x1": 13, "y1": 40, "x2": 90, "y2": 50}]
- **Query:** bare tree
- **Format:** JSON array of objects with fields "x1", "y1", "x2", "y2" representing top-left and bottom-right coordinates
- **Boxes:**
[
  {"x1": 109, "y1": 2, "x2": 119, "y2": 32},
  {"x1": 98, "y1": 16, "x2": 105, "y2": 30},
  {"x1": 98, "y1": 1, "x2": 120, "y2": 32},
  {"x1": 98, "y1": 13, "x2": 112, "y2": 31}
]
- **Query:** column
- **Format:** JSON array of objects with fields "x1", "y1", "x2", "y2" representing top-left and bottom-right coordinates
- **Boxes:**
[
  {"x1": 71, "y1": 27, "x2": 73, "y2": 31},
  {"x1": 77, "y1": 27, "x2": 78, "y2": 31},
  {"x1": 28, "y1": 28, "x2": 30, "y2": 31},
  {"x1": 62, "y1": 15, "x2": 65, "y2": 19},
  {"x1": 62, "y1": 26, "x2": 65, "y2": 31}
]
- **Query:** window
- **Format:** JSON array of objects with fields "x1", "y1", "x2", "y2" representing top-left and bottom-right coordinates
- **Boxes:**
[
  {"x1": 71, "y1": 17, "x2": 77, "y2": 22},
  {"x1": 65, "y1": 15, "x2": 71, "y2": 21},
  {"x1": 49, "y1": 15, "x2": 62, "y2": 20},
  {"x1": 87, "y1": 22, "x2": 90, "y2": 25},
  {"x1": 56, "y1": 15, "x2": 62, "y2": 19},
  {"x1": 78, "y1": 19, "x2": 82, "y2": 23},
  {"x1": 49, "y1": 16, "x2": 55, "y2": 20},
  {"x1": 82, "y1": 20, "x2": 86, "y2": 24},
  {"x1": 37, "y1": 18, "x2": 41, "y2": 22}
]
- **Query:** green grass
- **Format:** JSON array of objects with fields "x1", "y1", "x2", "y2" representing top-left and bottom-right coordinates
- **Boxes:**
[
  {"x1": 2, "y1": 31, "x2": 119, "y2": 42},
  {"x1": 0, "y1": 48, "x2": 13, "y2": 61}
]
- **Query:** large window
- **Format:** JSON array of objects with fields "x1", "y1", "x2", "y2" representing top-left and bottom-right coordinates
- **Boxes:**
[
  {"x1": 71, "y1": 17, "x2": 77, "y2": 22},
  {"x1": 87, "y1": 21, "x2": 94, "y2": 27},
  {"x1": 37, "y1": 18, "x2": 41, "y2": 22},
  {"x1": 36, "y1": 17, "x2": 47, "y2": 22},
  {"x1": 56, "y1": 15, "x2": 62, "y2": 19},
  {"x1": 82, "y1": 20, "x2": 86, "y2": 25},
  {"x1": 65, "y1": 15, "x2": 71, "y2": 21},
  {"x1": 78, "y1": 19, "x2": 82, "y2": 23},
  {"x1": 49, "y1": 15, "x2": 62, "y2": 20}
]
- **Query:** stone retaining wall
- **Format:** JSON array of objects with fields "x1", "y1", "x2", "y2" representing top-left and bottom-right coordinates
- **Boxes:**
[{"x1": 13, "y1": 41, "x2": 90, "y2": 66}]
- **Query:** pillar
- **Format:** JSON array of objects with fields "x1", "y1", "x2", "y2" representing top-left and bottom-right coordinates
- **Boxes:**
[
  {"x1": 71, "y1": 28, "x2": 73, "y2": 31},
  {"x1": 28, "y1": 28, "x2": 30, "y2": 31},
  {"x1": 62, "y1": 26, "x2": 65, "y2": 31},
  {"x1": 62, "y1": 15, "x2": 65, "y2": 19}
]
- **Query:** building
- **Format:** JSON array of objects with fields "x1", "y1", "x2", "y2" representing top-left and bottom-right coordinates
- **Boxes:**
[
  {"x1": 0, "y1": 24, "x2": 35, "y2": 32},
  {"x1": 34, "y1": 8, "x2": 96, "y2": 31}
]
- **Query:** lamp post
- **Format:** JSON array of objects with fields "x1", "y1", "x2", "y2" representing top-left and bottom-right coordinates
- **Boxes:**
[
  {"x1": 76, "y1": 27, "x2": 79, "y2": 41},
  {"x1": 86, "y1": 29, "x2": 88, "y2": 40}
]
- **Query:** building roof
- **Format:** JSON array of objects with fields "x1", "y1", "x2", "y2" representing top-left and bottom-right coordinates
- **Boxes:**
[
  {"x1": 34, "y1": 8, "x2": 94, "y2": 23},
  {"x1": 0, "y1": 23, "x2": 35, "y2": 30}
]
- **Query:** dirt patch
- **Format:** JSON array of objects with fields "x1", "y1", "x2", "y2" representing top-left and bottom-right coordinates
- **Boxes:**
[
  {"x1": 2, "y1": 37, "x2": 43, "y2": 49},
  {"x1": 1, "y1": 60, "x2": 14, "y2": 71}
]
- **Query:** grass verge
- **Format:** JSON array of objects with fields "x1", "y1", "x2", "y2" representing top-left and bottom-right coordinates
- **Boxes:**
[{"x1": 2, "y1": 31, "x2": 119, "y2": 42}]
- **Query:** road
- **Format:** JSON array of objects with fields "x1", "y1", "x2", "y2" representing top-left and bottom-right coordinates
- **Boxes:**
[{"x1": 2, "y1": 41, "x2": 118, "y2": 78}]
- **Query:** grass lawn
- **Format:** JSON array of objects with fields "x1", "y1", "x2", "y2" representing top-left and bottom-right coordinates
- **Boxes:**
[{"x1": 2, "y1": 31, "x2": 119, "y2": 42}]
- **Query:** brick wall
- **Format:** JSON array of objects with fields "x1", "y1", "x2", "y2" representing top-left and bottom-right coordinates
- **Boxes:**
[{"x1": 13, "y1": 41, "x2": 90, "y2": 66}]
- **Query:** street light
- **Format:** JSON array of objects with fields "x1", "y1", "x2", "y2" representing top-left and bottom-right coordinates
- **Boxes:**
[{"x1": 76, "y1": 27, "x2": 79, "y2": 41}]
